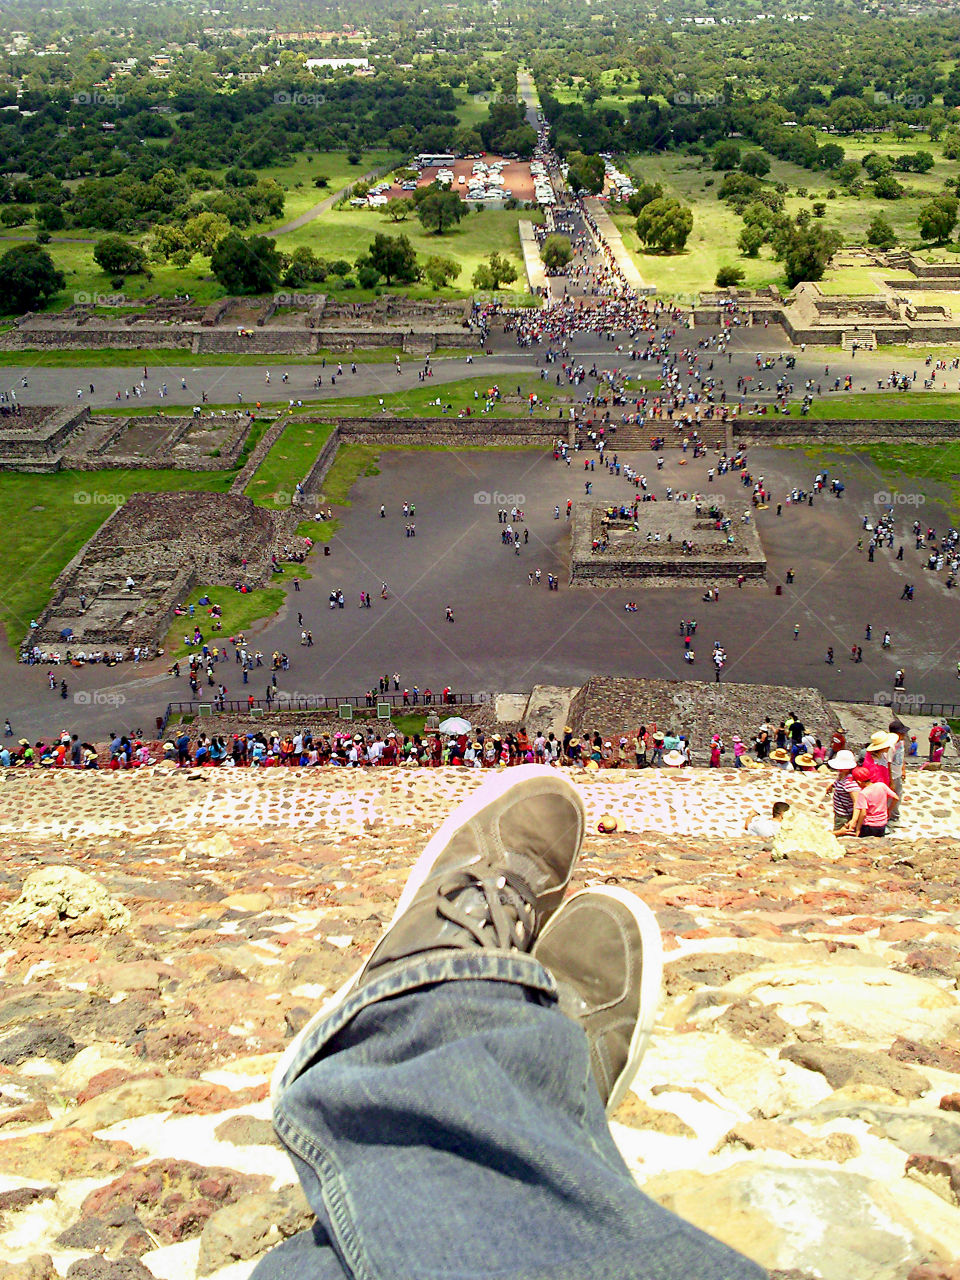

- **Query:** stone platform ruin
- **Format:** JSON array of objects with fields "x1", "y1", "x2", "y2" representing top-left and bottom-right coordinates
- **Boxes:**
[
  {"x1": 0, "y1": 294, "x2": 478, "y2": 356},
  {"x1": 0, "y1": 404, "x2": 257, "y2": 475},
  {"x1": 569, "y1": 501, "x2": 766, "y2": 587},
  {"x1": 28, "y1": 491, "x2": 303, "y2": 653}
]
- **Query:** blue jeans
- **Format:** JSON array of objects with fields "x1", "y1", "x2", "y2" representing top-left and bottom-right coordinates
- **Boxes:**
[{"x1": 253, "y1": 953, "x2": 765, "y2": 1280}]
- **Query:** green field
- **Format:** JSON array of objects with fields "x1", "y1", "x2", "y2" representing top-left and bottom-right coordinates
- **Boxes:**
[
  {"x1": 274, "y1": 205, "x2": 540, "y2": 300},
  {"x1": 254, "y1": 150, "x2": 401, "y2": 228},
  {"x1": 300, "y1": 373, "x2": 574, "y2": 419},
  {"x1": 0, "y1": 346, "x2": 464, "y2": 369},
  {"x1": 163, "y1": 583, "x2": 289, "y2": 659},
  {"x1": 804, "y1": 392, "x2": 960, "y2": 419},
  {"x1": 612, "y1": 130, "x2": 960, "y2": 299},
  {"x1": 245, "y1": 421, "x2": 336, "y2": 508}
]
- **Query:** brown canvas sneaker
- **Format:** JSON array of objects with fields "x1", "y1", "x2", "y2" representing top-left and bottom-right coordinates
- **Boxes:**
[{"x1": 533, "y1": 886, "x2": 663, "y2": 1114}]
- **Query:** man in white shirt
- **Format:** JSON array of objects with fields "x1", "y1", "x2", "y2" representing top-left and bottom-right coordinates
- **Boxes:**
[{"x1": 744, "y1": 801, "x2": 790, "y2": 840}]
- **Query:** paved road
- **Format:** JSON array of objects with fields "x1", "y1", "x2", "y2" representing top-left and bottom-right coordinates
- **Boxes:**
[{"x1": 1, "y1": 326, "x2": 946, "y2": 411}]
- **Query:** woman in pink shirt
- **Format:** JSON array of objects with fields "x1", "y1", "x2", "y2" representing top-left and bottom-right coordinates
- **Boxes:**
[{"x1": 841, "y1": 766, "x2": 897, "y2": 837}]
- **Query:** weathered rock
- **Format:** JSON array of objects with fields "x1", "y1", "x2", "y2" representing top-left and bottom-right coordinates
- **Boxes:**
[
  {"x1": 715, "y1": 1000, "x2": 795, "y2": 1047},
  {"x1": 716, "y1": 1118, "x2": 860, "y2": 1162},
  {"x1": 940, "y1": 1095, "x2": 960, "y2": 1112},
  {"x1": 196, "y1": 1186, "x2": 314, "y2": 1275},
  {"x1": 663, "y1": 951, "x2": 769, "y2": 997},
  {"x1": 611, "y1": 1094, "x2": 695, "y2": 1138},
  {"x1": 0, "y1": 1258, "x2": 57, "y2": 1280},
  {"x1": 780, "y1": 1044, "x2": 930, "y2": 1100},
  {"x1": 0, "y1": 1100, "x2": 50, "y2": 1128},
  {"x1": 65, "y1": 1260, "x2": 154, "y2": 1280},
  {"x1": 0, "y1": 1024, "x2": 79, "y2": 1066},
  {"x1": 0, "y1": 1130, "x2": 136, "y2": 1179},
  {"x1": 3, "y1": 866, "x2": 130, "y2": 937},
  {"x1": 80, "y1": 1159, "x2": 273, "y2": 1246},
  {"x1": 908, "y1": 1265, "x2": 960, "y2": 1280},
  {"x1": 0, "y1": 1187, "x2": 56, "y2": 1216},
  {"x1": 644, "y1": 1164, "x2": 935, "y2": 1280},
  {"x1": 905, "y1": 1154, "x2": 960, "y2": 1207},
  {"x1": 57, "y1": 1210, "x2": 154, "y2": 1259},
  {"x1": 214, "y1": 1114, "x2": 279, "y2": 1147},
  {"x1": 58, "y1": 1076, "x2": 268, "y2": 1130},
  {"x1": 773, "y1": 810, "x2": 844, "y2": 862},
  {"x1": 891, "y1": 1037, "x2": 960, "y2": 1076}
]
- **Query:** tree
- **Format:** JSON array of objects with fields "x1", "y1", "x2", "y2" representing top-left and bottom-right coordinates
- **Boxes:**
[
  {"x1": 812, "y1": 202, "x2": 827, "y2": 218},
  {"x1": 635, "y1": 198, "x2": 693, "y2": 253},
  {"x1": 874, "y1": 173, "x2": 905, "y2": 200},
  {"x1": 284, "y1": 246, "x2": 327, "y2": 287},
  {"x1": 472, "y1": 251, "x2": 518, "y2": 290},
  {"x1": 715, "y1": 265, "x2": 745, "y2": 287},
  {"x1": 541, "y1": 234, "x2": 573, "y2": 273},
  {"x1": 867, "y1": 213, "x2": 897, "y2": 249},
  {"x1": 183, "y1": 212, "x2": 231, "y2": 256},
  {"x1": 740, "y1": 150, "x2": 770, "y2": 178},
  {"x1": 210, "y1": 232, "x2": 283, "y2": 294},
  {"x1": 818, "y1": 143, "x2": 845, "y2": 171},
  {"x1": 382, "y1": 197, "x2": 414, "y2": 224},
  {"x1": 566, "y1": 152, "x2": 605, "y2": 195},
  {"x1": 772, "y1": 223, "x2": 842, "y2": 288},
  {"x1": 738, "y1": 225, "x2": 765, "y2": 257},
  {"x1": 422, "y1": 255, "x2": 459, "y2": 290},
  {"x1": 36, "y1": 203, "x2": 65, "y2": 231},
  {"x1": 713, "y1": 140, "x2": 741, "y2": 171},
  {"x1": 0, "y1": 243, "x2": 64, "y2": 312},
  {"x1": 918, "y1": 195, "x2": 959, "y2": 243},
  {"x1": 365, "y1": 233, "x2": 419, "y2": 285},
  {"x1": 415, "y1": 188, "x2": 465, "y2": 235},
  {"x1": 626, "y1": 182, "x2": 663, "y2": 214},
  {"x1": 93, "y1": 234, "x2": 147, "y2": 277}
]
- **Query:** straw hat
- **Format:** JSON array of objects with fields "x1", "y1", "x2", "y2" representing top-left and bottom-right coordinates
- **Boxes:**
[
  {"x1": 597, "y1": 814, "x2": 619, "y2": 833},
  {"x1": 663, "y1": 748, "x2": 685, "y2": 767},
  {"x1": 770, "y1": 748, "x2": 791, "y2": 763},
  {"x1": 794, "y1": 752, "x2": 817, "y2": 770},
  {"x1": 828, "y1": 749, "x2": 857, "y2": 771},
  {"x1": 866, "y1": 730, "x2": 897, "y2": 753}
]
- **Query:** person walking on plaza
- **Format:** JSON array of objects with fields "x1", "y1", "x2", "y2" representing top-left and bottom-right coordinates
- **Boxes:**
[{"x1": 253, "y1": 767, "x2": 764, "y2": 1280}]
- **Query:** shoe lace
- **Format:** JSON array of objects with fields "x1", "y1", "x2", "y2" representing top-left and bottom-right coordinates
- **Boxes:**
[{"x1": 435, "y1": 867, "x2": 538, "y2": 951}]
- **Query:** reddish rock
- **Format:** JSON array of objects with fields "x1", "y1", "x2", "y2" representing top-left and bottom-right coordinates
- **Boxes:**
[
  {"x1": 0, "y1": 1130, "x2": 137, "y2": 1179},
  {"x1": 890, "y1": 1037, "x2": 960, "y2": 1075},
  {"x1": 81, "y1": 1160, "x2": 273, "y2": 1245},
  {"x1": 940, "y1": 1095, "x2": 960, "y2": 1113},
  {"x1": 0, "y1": 1257, "x2": 57, "y2": 1280},
  {"x1": 908, "y1": 1265, "x2": 960, "y2": 1280},
  {"x1": 0, "y1": 1100, "x2": 50, "y2": 1129},
  {"x1": 77, "y1": 1069, "x2": 162, "y2": 1105},
  {"x1": 905, "y1": 1153, "x2": 960, "y2": 1206},
  {"x1": 172, "y1": 1081, "x2": 269, "y2": 1115}
]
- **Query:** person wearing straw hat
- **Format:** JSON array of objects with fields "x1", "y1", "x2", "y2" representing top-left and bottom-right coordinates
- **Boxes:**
[
  {"x1": 662, "y1": 748, "x2": 685, "y2": 768},
  {"x1": 887, "y1": 719, "x2": 908, "y2": 827},
  {"x1": 862, "y1": 730, "x2": 897, "y2": 788},
  {"x1": 769, "y1": 747, "x2": 792, "y2": 770},
  {"x1": 793, "y1": 752, "x2": 819, "y2": 772}
]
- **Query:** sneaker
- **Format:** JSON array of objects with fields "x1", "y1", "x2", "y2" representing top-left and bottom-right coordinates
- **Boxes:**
[
  {"x1": 533, "y1": 886, "x2": 663, "y2": 1115},
  {"x1": 273, "y1": 765, "x2": 585, "y2": 1095}
]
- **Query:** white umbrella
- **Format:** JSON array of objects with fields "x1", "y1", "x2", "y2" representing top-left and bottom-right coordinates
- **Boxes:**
[{"x1": 438, "y1": 716, "x2": 472, "y2": 735}]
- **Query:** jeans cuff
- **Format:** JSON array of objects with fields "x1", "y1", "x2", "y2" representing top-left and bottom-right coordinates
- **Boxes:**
[{"x1": 277, "y1": 950, "x2": 558, "y2": 1094}]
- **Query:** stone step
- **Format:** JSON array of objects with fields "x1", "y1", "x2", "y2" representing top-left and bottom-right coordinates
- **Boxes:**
[{"x1": 522, "y1": 684, "x2": 580, "y2": 737}]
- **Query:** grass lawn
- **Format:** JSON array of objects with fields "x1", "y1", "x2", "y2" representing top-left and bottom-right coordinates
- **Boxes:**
[
  {"x1": 251, "y1": 150, "x2": 401, "y2": 228},
  {"x1": 801, "y1": 440, "x2": 960, "y2": 510},
  {"x1": 274, "y1": 206, "x2": 541, "y2": 300},
  {"x1": 805, "y1": 392, "x2": 960, "y2": 419},
  {"x1": 0, "y1": 468, "x2": 235, "y2": 648},
  {"x1": 321, "y1": 443, "x2": 381, "y2": 506},
  {"x1": 0, "y1": 347, "x2": 463, "y2": 369},
  {"x1": 245, "y1": 422, "x2": 336, "y2": 508},
  {"x1": 391, "y1": 712, "x2": 428, "y2": 738},
  {"x1": 613, "y1": 131, "x2": 960, "y2": 298},
  {"x1": 162, "y1": 583, "x2": 289, "y2": 660},
  {"x1": 301, "y1": 373, "x2": 575, "y2": 419}
]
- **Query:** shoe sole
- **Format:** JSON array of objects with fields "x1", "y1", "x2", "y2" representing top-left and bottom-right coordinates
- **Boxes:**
[
  {"x1": 537, "y1": 885, "x2": 663, "y2": 1115},
  {"x1": 271, "y1": 765, "x2": 585, "y2": 1100}
]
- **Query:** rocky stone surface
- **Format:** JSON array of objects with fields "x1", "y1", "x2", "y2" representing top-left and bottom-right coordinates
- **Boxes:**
[{"x1": 0, "y1": 769, "x2": 955, "y2": 1278}]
